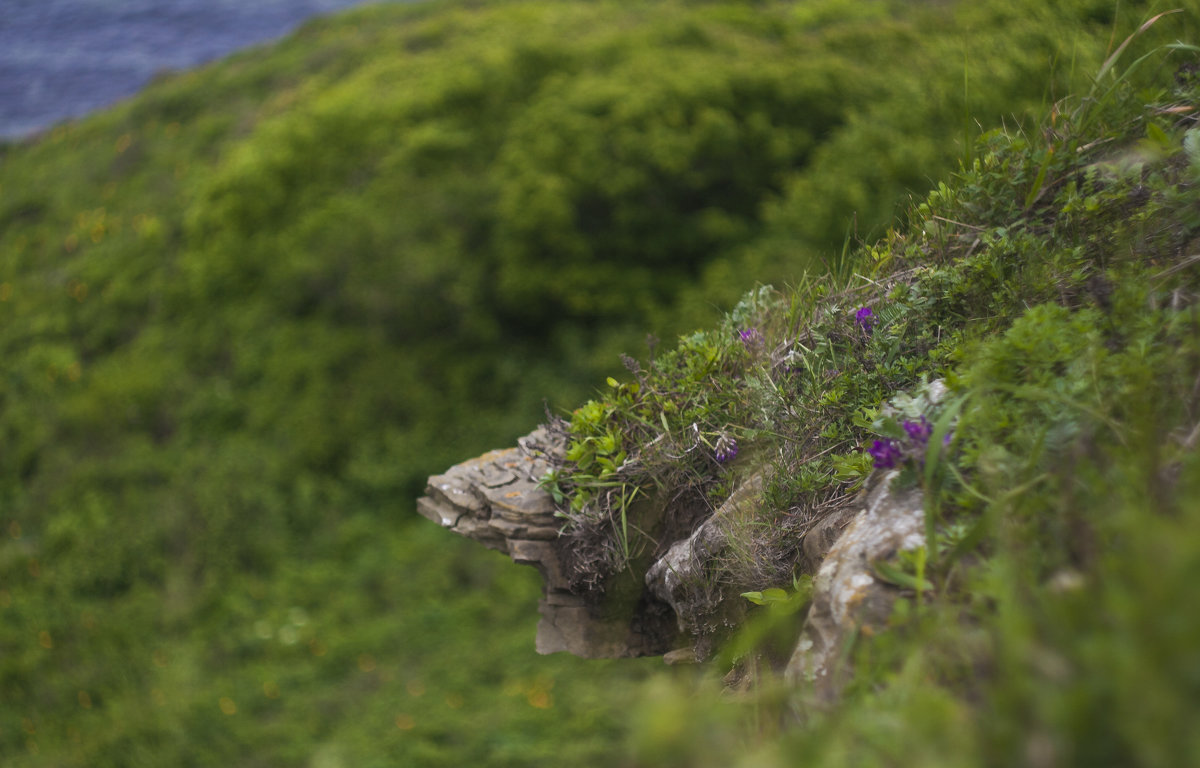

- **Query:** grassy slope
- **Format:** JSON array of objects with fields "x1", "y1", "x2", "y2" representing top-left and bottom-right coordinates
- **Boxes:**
[
  {"x1": 0, "y1": 0, "x2": 1188, "y2": 765},
  {"x1": 551, "y1": 14, "x2": 1200, "y2": 768}
]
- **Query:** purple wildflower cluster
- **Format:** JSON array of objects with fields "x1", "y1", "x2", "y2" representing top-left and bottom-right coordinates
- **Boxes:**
[
  {"x1": 714, "y1": 433, "x2": 739, "y2": 463},
  {"x1": 867, "y1": 415, "x2": 941, "y2": 470},
  {"x1": 739, "y1": 328, "x2": 764, "y2": 350},
  {"x1": 855, "y1": 306, "x2": 875, "y2": 334},
  {"x1": 903, "y1": 415, "x2": 932, "y2": 443},
  {"x1": 867, "y1": 438, "x2": 902, "y2": 469}
]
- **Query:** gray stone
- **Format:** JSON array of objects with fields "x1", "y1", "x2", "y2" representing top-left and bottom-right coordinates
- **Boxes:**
[
  {"x1": 417, "y1": 427, "x2": 675, "y2": 658},
  {"x1": 785, "y1": 469, "x2": 926, "y2": 700},
  {"x1": 799, "y1": 506, "x2": 857, "y2": 574}
]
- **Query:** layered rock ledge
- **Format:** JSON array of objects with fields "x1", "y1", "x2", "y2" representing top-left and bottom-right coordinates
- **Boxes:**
[
  {"x1": 417, "y1": 427, "x2": 676, "y2": 657},
  {"x1": 419, "y1": 426, "x2": 929, "y2": 681}
]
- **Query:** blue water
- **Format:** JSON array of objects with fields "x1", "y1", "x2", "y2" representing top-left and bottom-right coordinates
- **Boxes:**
[{"x1": 0, "y1": 0, "x2": 395, "y2": 139}]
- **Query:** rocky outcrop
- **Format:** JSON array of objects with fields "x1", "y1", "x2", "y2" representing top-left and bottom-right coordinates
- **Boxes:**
[
  {"x1": 419, "y1": 425, "x2": 932, "y2": 689},
  {"x1": 785, "y1": 469, "x2": 926, "y2": 700},
  {"x1": 417, "y1": 427, "x2": 676, "y2": 657}
]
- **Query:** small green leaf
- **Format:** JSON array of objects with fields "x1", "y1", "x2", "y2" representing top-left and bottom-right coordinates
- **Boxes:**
[
  {"x1": 871, "y1": 558, "x2": 934, "y2": 592},
  {"x1": 924, "y1": 392, "x2": 968, "y2": 490},
  {"x1": 596, "y1": 433, "x2": 618, "y2": 456},
  {"x1": 741, "y1": 587, "x2": 789, "y2": 606},
  {"x1": 872, "y1": 415, "x2": 906, "y2": 440},
  {"x1": 1145, "y1": 121, "x2": 1169, "y2": 147}
]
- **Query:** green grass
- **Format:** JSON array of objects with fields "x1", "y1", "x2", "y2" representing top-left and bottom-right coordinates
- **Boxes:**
[{"x1": 555, "y1": 17, "x2": 1200, "y2": 767}]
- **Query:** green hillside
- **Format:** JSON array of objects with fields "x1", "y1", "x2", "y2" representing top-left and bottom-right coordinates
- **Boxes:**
[
  {"x1": 1, "y1": 0, "x2": 1196, "y2": 765},
  {"x1": 550, "y1": 14, "x2": 1200, "y2": 768}
]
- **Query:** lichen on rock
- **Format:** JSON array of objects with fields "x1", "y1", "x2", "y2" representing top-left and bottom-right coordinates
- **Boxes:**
[{"x1": 786, "y1": 469, "x2": 927, "y2": 700}]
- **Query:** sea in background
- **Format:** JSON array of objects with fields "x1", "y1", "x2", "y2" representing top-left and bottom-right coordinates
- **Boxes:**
[{"x1": 0, "y1": 0, "x2": 395, "y2": 139}]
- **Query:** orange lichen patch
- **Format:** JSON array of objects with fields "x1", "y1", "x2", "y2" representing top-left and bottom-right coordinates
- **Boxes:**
[
  {"x1": 844, "y1": 588, "x2": 869, "y2": 610},
  {"x1": 461, "y1": 449, "x2": 516, "y2": 469}
]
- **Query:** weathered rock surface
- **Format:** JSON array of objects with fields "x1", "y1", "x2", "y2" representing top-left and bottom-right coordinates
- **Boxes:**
[
  {"x1": 644, "y1": 472, "x2": 763, "y2": 659},
  {"x1": 785, "y1": 469, "x2": 926, "y2": 700},
  {"x1": 417, "y1": 427, "x2": 676, "y2": 658}
]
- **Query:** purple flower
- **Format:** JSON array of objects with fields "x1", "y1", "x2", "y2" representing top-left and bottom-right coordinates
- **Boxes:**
[
  {"x1": 855, "y1": 306, "x2": 875, "y2": 333},
  {"x1": 902, "y1": 416, "x2": 932, "y2": 445},
  {"x1": 868, "y1": 438, "x2": 902, "y2": 469},
  {"x1": 866, "y1": 409, "x2": 954, "y2": 472},
  {"x1": 714, "y1": 434, "x2": 739, "y2": 463},
  {"x1": 739, "y1": 328, "x2": 764, "y2": 349}
]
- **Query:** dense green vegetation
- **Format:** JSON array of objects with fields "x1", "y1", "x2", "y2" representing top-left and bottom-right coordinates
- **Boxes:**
[
  {"x1": 2, "y1": 0, "x2": 1197, "y2": 765},
  {"x1": 554, "y1": 18, "x2": 1200, "y2": 768}
]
